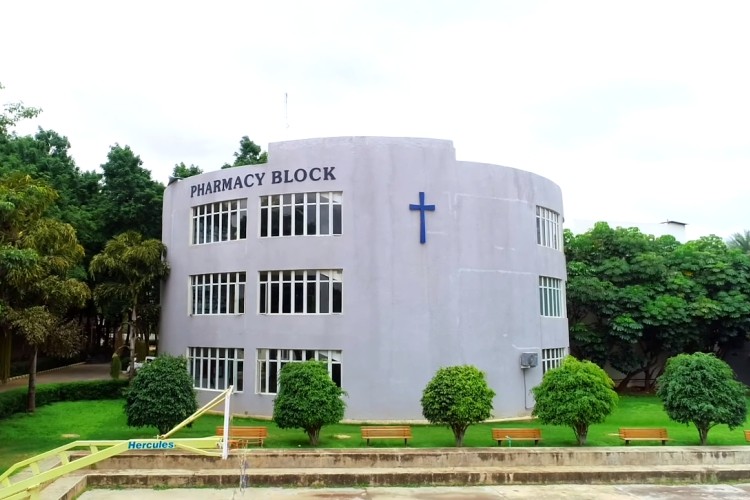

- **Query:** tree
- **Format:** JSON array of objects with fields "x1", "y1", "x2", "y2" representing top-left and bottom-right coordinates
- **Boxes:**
[
  {"x1": 89, "y1": 231, "x2": 169, "y2": 378},
  {"x1": 221, "y1": 136, "x2": 267, "y2": 169},
  {"x1": 171, "y1": 162, "x2": 203, "y2": 179},
  {"x1": 272, "y1": 361, "x2": 346, "y2": 446},
  {"x1": 0, "y1": 174, "x2": 90, "y2": 408},
  {"x1": 0, "y1": 83, "x2": 42, "y2": 136},
  {"x1": 420, "y1": 365, "x2": 496, "y2": 447},
  {"x1": 727, "y1": 230, "x2": 750, "y2": 254},
  {"x1": 532, "y1": 356, "x2": 618, "y2": 445},
  {"x1": 565, "y1": 224, "x2": 750, "y2": 390},
  {"x1": 656, "y1": 352, "x2": 747, "y2": 445},
  {"x1": 124, "y1": 355, "x2": 197, "y2": 435},
  {"x1": 99, "y1": 144, "x2": 164, "y2": 240}
]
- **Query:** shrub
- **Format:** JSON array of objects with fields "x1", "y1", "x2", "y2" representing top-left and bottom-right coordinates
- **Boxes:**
[
  {"x1": 420, "y1": 365, "x2": 496, "y2": 447},
  {"x1": 532, "y1": 356, "x2": 618, "y2": 445},
  {"x1": 110, "y1": 354, "x2": 121, "y2": 380},
  {"x1": 272, "y1": 361, "x2": 346, "y2": 446},
  {"x1": 0, "y1": 379, "x2": 128, "y2": 419},
  {"x1": 124, "y1": 355, "x2": 197, "y2": 435},
  {"x1": 657, "y1": 352, "x2": 747, "y2": 445}
]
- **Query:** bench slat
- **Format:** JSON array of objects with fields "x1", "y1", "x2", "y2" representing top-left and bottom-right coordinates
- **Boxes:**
[
  {"x1": 216, "y1": 426, "x2": 268, "y2": 448},
  {"x1": 618, "y1": 428, "x2": 669, "y2": 445},
  {"x1": 492, "y1": 428, "x2": 542, "y2": 446},
  {"x1": 360, "y1": 426, "x2": 412, "y2": 445}
]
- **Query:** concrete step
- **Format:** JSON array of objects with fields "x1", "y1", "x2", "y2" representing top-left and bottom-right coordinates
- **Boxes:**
[{"x1": 82, "y1": 464, "x2": 750, "y2": 488}]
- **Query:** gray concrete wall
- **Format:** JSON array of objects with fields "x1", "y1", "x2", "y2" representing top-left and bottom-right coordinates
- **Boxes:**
[{"x1": 160, "y1": 136, "x2": 567, "y2": 420}]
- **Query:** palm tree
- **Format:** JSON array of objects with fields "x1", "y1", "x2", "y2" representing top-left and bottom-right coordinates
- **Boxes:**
[
  {"x1": 727, "y1": 230, "x2": 750, "y2": 254},
  {"x1": 90, "y1": 231, "x2": 169, "y2": 378}
]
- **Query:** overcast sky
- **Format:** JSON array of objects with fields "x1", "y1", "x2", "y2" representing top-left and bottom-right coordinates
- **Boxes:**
[{"x1": 4, "y1": 0, "x2": 750, "y2": 240}]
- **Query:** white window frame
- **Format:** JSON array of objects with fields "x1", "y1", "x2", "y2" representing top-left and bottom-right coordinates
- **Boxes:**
[
  {"x1": 259, "y1": 191, "x2": 342, "y2": 237},
  {"x1": 536, "y1": 206, "x2": 562, "y2": 250},
  {"x1": 258, "y1": 269, "x2": 342, "y2": 314},
  {"x1": 256, "y1": 348, "x2": 342, "y2": 395},
  {"x1": 190, "y1": 272, "x2": 246, "y2": 315},
  {"x1": 539, "y1": 276, "x2": 564, "y2": 318},
  {"x1": 187, "y1": 347, "x2": 244, "y2": 392},
  {"x1": 191, "y1": 199, "x2": 247, "y2": 245},
  {"x1": 542, "y1": 347, "x2": 567, "y2": 373}
]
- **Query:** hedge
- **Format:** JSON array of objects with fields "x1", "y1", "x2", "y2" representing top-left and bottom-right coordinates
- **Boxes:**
[{"x1": 0, "y1": 379, "x2": 129, "y2": 420}]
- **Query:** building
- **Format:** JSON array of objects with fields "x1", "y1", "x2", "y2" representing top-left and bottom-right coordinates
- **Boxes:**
[{"x1": 160, "y1": 137, "x2": 568, "y2": 421}]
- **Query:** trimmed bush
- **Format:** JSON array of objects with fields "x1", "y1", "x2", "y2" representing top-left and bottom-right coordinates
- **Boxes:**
[
  {"x1": 124, "y1": 355, "x2": 197, "y2": 435},
  {"x1": 421, "y1": 365, "x2": 496, "y2": 447},
  {"x1": 0, "y1": 379, "x2": 128, "y2": 419}
]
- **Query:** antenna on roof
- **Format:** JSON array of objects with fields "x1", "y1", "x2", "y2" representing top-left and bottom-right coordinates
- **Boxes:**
[{"x1": 284, "y1": 92, "x2": 289, "y2": 129}]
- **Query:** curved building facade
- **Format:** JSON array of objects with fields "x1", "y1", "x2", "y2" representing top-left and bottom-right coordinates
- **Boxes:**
[{"x1": 160, "y1": 137, "x2": 568, "y2": 420}]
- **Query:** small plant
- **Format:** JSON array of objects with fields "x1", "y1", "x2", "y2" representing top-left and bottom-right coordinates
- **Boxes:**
[
  {"x1": 110, "y1": 354, "x2": 121, "y2": 380},
  {"x1": 272, "y1": 361, "x2": 346, "y2": 446},
  {"x1": 532, "y1": 356, "x2": 618, "y2": 445},
  {"x1": 124, "y1": 355, "x2": 197, "y2": 435},
  {"x1": 420, "y1": 365, "x2": 496, "y2": 447},
  {"x1": 657, "y1": 352, "x2": 747, "y2": 445}
]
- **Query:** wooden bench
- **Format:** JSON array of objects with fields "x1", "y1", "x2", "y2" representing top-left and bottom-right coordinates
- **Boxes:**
[
  {"x1": 360, "y1": 426, "x2": 412, "y2": 446},
  {"x1": 618, "y1": 428, "x2": 669, "y2": 445},
  {"x1": 216, "y1": 426, "x2": 268, "y2": 448},
  {"x1": 744, "y1": 430, "x2": 750, "y2": 442},
  {"x1": 492, "y1": 428, "x2": 542, "y2": 446}
]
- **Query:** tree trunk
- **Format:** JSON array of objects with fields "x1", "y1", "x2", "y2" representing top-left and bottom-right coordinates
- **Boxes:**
[
  {"x1": 698, "y1": 426, "x2": 709, "y2": 445},
  {"x1": 453, "y1": 426, "x2": 467, "y2": 447},
  {"x1": 616, "y1": 371, "x2": 638, "y2": 391},
  {"x1": 27, "y1": 346, "x2": 38, "y2": 412},
  {"x1": 0, "y1": 330, "x2": 11, "y2": 383},
  {"x1": 128, "y1": 306, "x2": 137, "y2": 380},
  {"x1": 307, "y1": 427, "x2": 320, "y2": 446},
  {"x1": 574, "y1": 423, "x2": 588, "y2": 445}
]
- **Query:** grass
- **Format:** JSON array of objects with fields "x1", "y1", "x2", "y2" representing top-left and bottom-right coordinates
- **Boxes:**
[{"x1": 2, "y1": 395, "x2": 750, "y2": 474}]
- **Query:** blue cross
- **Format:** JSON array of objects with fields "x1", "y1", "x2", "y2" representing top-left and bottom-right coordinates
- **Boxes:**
[{"x1": 409, "y1": 191, "x2": 435, "y2": 244}]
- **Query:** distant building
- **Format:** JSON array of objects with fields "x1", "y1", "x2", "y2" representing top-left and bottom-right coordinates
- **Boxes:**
[
  {"x1": 567, "y1": 219, "x2": 688, "y2": 242},
  {"x1": 160, "y1": 137, "x2": 569, "y2": 421}
]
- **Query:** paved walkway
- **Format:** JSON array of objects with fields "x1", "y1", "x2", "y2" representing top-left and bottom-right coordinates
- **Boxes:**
[
  {"x1": 0, "y1": 363, "x2": 111, "y2": 392},
  {"x1": 74, "y1": 484, "x2": 750, "y2": 499}
]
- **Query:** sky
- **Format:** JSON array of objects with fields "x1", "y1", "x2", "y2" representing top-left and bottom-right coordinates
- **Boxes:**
[{"x1": 3, "y1": 0, "x2": 750, "y2": 240}]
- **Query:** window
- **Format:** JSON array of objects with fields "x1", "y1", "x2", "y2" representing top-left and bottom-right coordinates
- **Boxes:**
[
  {"x1": 187, "y1": 347, "x2": 244, "y2": 392},
  {"x1": 191, "y1": 272, "x2": 246, "y2": 315},
  {"x1": 191, "y1": 199, "x2": 247, "y2": 245},
  {"x1": 256, "y1": 348, "x2": 341, "y2": 394},
  {"x1": 259, "y1": 270, "x2": 342, "y2": 314},
  {"x1": 260, "y1": 192, "x2": 342, "y2": 237},
  {"x1": 542, "y1": 347, "x2": 566, "y2": 373},
  {"x1": 539, "y1": 276, "x2": 564, "y2": 317},
  {"x1": 536, "y1": 206, "x2": 561, "y2": 250}
]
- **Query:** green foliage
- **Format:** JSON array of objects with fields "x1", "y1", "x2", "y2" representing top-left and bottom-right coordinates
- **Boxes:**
[
  {"x1": 134, "y1": 338, "x2": 148, "y2": 362},
  {"x1": 420, "y1": 365, "x2": 496, "y2": 446},
  {"x1": 565, "y1": 224, "x2": 750, "y2": 390},
  {"x1": 0, "y1": 379, "x2": 128, "y2": 419},
  {"x1": 656, "y1": 352, "x2": 747, "y2": 445},
  {"x1": 532, "y1": 356, "x2": 618, "y2": 445},
  {"x1": 99, "y1": 144, "x2": 164, "y2": 241},
  {"x1": 124, "y1": 355, "x2": 197, "y2": 435},
  {"x1": 171, "y1": 162, "x2": 203, "y2": 179},
  {"x1": 90, "y1": 231, "x2": 169, "y2": 378},
  {"x1": 110, "y1": 354, "x2": 121, "y2": 380},
  {"x1": 221, "y1": 136, "x2": 268, "y2": 169},
  {"x1": 272, "y1": 361, "x2": 346, "y2": 445}
]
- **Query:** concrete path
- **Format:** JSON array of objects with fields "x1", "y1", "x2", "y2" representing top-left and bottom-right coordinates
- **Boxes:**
[
  {"x1": 0, "y1": 363, "x2": 111, "y2": 392},
  {"x1": 75, "y1": 484, "x2": 750, "y2": 499}
]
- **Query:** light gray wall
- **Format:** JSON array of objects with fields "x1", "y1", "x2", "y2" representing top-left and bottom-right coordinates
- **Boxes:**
[{"x1": 160, "y1": 136, "x2": 568, "y2": 421}]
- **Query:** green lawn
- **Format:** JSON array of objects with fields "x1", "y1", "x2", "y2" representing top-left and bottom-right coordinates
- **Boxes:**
[{"x1": 2, "y1": 395, "x2": 750, "y2": 474}]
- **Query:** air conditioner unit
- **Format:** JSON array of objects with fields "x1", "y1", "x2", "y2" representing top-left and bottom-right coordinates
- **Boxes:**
[{"x1": 520, "y1": 352, "x2": 539, "y2": 369}]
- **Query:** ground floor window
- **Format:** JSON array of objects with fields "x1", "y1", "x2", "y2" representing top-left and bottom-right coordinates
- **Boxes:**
[
  {"x1": 256, "y1": 348, "x2": 341, "y2": 394},
  {"x1": 541, "y1": 347, "x2": 567, "y2": 373},
  {"x1": 187, "y1": 347, "x2": 244, "y2": 392}
]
